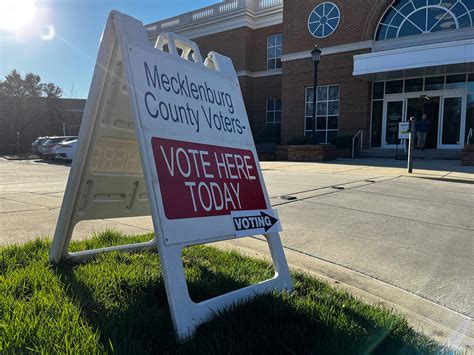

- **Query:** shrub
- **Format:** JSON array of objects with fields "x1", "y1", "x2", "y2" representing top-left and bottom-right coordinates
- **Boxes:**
[
  {"x1": 287, "y1": 136, "x2": 311, "y2": 145},
  {"x1": 330, "y1": 135, "x2": 354, "y2": 149},
  {"x1": 253, "y1": 125, "x2": 281, "y2": 144}
]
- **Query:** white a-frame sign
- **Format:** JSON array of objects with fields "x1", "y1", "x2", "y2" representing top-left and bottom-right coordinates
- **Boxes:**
[{"x1": 50, "y1": 11, "x2": 293, "y2": 340}]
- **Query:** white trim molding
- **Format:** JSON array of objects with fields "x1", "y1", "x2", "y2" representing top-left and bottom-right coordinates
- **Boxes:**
[
  {"x1": 281, "y1": 40, "x2": 373, "y2": 62},
  {"x1": 236, "y1": 68, "x2": 282, "y2": 78},
  {"x1": 146, "y1": 0, "x2": 283, "y2": 40},
  {"x1": 354, "y1": 39, "x2": 474, "y2": 77}
]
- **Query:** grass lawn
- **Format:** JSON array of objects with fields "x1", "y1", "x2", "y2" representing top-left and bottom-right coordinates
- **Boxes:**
[{"x1": 1, "y1": 231, "x2": 451, "y2": 354}]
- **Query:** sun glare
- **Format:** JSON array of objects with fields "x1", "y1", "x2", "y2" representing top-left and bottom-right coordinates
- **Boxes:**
[{"x1": 0, "y1": 0, "x2": 37, "y2": 32}]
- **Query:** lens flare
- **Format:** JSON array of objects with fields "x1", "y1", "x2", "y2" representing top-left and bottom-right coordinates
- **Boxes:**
[
  {"x1": 40, "y1": 24, "x2": 56, "y2": 41},
  {"x1": 0, "y1": 0, "x2": 37, "y2": 32}
]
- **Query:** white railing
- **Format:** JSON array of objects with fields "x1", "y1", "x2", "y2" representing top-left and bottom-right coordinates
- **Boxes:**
[
  {"x1": 160, "y1": 18, "x2": 180, "y2": 29},
  {"x1": 192, "y1": 8, "x2": 214, "y2": 20},
  {"x1": 259, "y1": 0, "x2": 282, "y2": 9},
  {"x1": 352, "y1": 130, "x2": 364, "y2": 159},
  {"x1": 146, "y1": 0, "x2": 282, "y2": 33},
  {"x1": 219, "y1": 0, "x2": 239, "y2": 12}
]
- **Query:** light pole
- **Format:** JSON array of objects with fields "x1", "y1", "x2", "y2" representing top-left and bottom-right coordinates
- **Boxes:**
[{"x1": 310, "y1": 45, "x2": 322, "y2": 144}]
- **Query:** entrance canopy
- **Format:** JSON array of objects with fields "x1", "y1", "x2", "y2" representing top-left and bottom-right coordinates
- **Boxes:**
[{"x1": 353, "y1": 39, "x2": 474, "y2": 80}]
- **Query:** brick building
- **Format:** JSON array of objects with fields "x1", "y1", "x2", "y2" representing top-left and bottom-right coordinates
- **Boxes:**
[
  {"x1": 0, "y1": 97, "x2": 85, "y2": 154},
  {"x1": 146, "y1": 0, "x2": 474, "y2": 151}
]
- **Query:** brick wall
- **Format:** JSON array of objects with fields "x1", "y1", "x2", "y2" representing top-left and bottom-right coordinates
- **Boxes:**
[
  {"x1": 193, "y1": 24, "x2": 284, "y2": 140},
  {"x1": 193, "y1": 24, "x2": 283, "y2": 72},
  {"x1": 281, "y1": 50, "x2": 372, "y2": 145},
  {"x1": 283, "y1": 0, "x2": 392, "y2": 54},
  {"x1": 279, "y1": 0, "x2": 393, "y2": 145},
  {"x1": 152, "y1": 1, "x2": 397, "y2": 146}
]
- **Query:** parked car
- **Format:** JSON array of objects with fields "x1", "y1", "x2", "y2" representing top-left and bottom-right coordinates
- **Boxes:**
[
  {"x1": 31, "y1": 137, "x2": 50, "y2": 157},
  {"x1": 53, "y1": 138, "x2": 78, "y2": 161},
  {"x1": 40, "y1": 136, "x2": 77, "y2": 160}
]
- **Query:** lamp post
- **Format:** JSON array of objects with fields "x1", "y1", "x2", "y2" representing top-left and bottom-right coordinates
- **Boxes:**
[{"x1": 310, "y1": 45, "x2": 322, "y2": 144}]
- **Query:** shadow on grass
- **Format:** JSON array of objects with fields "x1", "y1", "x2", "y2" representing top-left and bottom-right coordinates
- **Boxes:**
[
  {"x1": 1, "y1": 234, "x2": 451, "y2": 354},
  {"x1": 54, "y1": 256, "x2": 446, "y2": 354},
  {"x1": 54, "y1": 250, "x2": 258, "y2": 354}
]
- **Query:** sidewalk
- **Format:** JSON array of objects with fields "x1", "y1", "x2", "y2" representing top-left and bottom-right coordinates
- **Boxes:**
[{"x1": 259, "y1": 158, "x2": 474, "y2": 181}]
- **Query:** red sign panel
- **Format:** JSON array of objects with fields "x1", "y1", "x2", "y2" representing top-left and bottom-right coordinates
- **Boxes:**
[{"x1": 151, "y1": 137, "x2": 267, "y2": 219}]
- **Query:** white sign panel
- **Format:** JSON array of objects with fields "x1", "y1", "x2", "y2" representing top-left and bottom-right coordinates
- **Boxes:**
[
  {"x1": 50, "y1": 11, "x2": 292, "y2": 341},
  {"x1": 231, "y1": 209, "x2": 282, "y2": 237},
  {"x1": 398, "y1": 121, "x2": 410, "y2": 140},
  {"x1": 127, "y1": 46, "x2": 268, "y2": 245}
]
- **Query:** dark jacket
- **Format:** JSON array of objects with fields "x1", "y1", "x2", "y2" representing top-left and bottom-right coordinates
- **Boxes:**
[{"x1": 416, "y1": 119, "x2": 430, "y2": 133}]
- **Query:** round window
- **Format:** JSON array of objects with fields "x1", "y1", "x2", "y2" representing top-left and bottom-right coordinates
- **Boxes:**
[{"x1": 308, "y1": 2, "x2": 340, "y2": 38}]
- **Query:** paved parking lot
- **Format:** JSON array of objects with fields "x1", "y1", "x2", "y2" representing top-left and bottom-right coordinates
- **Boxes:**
[{"x1": 0, "y1": 157, "x2": 473, "y2": 347}]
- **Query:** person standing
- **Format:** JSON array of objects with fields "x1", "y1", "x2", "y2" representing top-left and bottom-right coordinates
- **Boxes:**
[{"x1": 416, "y1": 114, "x2": 430, "y2": 150}]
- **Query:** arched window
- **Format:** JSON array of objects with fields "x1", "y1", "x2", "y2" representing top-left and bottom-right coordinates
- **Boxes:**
[{"x1": 376, "y1": 0, "x2": 474, "y2": 40}]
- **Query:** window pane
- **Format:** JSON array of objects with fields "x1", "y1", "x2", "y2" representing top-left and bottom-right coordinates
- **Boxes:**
[
  {"x1": 385, "y1": 80, "x2": 403, "y2": 94},
  {"x1": 404, "y1": 78, "x2": 424, "y2": 92},
  {"x1": 306, "y1": 103, "x2": 314, "y2": 116},
  {"x1": 425, "y1": 76, "x2": 445, "y2": 91},
  {"x1": 275, "y1": 111, "x2": 281, "y2": 123},
  {"x1": 371, "y1": 101, "x2": 383, "y2": 147},
  {"x1": 391, "y1": 12, "x2": 405, "y2": 27},
  {"x1": 306, "y1": 88, "x2": 314, "y2": 103},
  {"x1": 446, "y1": 74, "x2": 466, "y2": 90},
  {"x1": 268, "y1": 35, "x2": 276, "y2": 47},
  {"x1": 275, "y1": 99, "x2": 282, "y2": 111},
  {"x1": 267, "y1": 99, "x2": 275, "y2": 111},
  {"x1": 328, "y1": 101, "x2": 339, "y2": 115},
  {"x1": 316, "y1": 131, "x2": 326, "y2": 143},
  {"x1": 386, "y1": 100, "x2": 403, "y2": 145},
  {"x1": 373, "y1": 82, "x2": 384, "y2": 99},
  {"x1": 466, "y1": 94, "x2": 474, "y2": 142},
  {"x1": 276, "y1": 33, "x2": 283, "y2": 46},
  {"x1": 399, "y1": 1, "x2": 415, "y2": 16},
  {"x1": 328, "y1": 115, "x2": 338, "y2": 129},
  {"x1": 305, "y1": 117, "x2": 314, "y2": 131},
  {"x1": 317, "y1": 102, "x2": 327, "y2": 115},
  {"x1": 468, "y1": 73, "x2": 474, "y2": 92},
  {"x1": 398, "y1": 20, "x2": 424, "y2": 37},
  {"x1": 316, "y1": 116, "x2": 327, "y2": 130},
  {"x1": 276, "y1": 46, "x2": 282, "y2": 57},
  {"x1": 329, "y1": 85, "x2": 340, "y2": 100},
  {"x1": 431, "y1": 12, "x2": 456, "y2": 32},
  {"x1": 267, "y1": 47, "x2": 274, "y2": 60},
  {"x1": 407, "y1": 8, "x2": 427, "y2": 30},
  {"x1": 442, "y1": 97, "x2": 462, "y2": 145},
  {"x1": 276, "y1": 58, "x2": 282, "y2": 69},
  {"x1": 267, "y1": 59, "x2": 276, "y2": 70},
  {"x1": 317, "y1": 86, "x2": 328, "y2": 101}
]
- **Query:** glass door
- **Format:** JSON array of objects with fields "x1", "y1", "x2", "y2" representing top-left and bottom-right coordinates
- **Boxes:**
[
  {"x1": 383, "y1": 100, "x2": 405, "y2": 147},
  {"x1": 439, "y1": 96, "x2": 464, "y2": 148}
]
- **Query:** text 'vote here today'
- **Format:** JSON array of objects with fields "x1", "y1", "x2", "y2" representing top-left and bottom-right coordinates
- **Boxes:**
[{"x1": 151, "y1": 137, "x2": 267, "y2": 219}]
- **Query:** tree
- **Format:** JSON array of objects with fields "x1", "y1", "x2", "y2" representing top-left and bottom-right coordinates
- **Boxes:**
[
  {"x1": 43, "y1": 83, "x2": 63, "y2": 98},
  {"x1": 0, "y1": 70, "x2": 64, "y2": 153},
  {"x1": 0, "y1": 69, "x2": 25, "y2": 97},
  {"x1": 0, "y1": 70, "x2": 63, "y2": 98}
]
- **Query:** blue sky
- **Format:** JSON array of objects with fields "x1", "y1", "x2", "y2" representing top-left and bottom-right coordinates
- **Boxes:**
[{"x1": 0, "y1": 0, "x2": 217, "y2": 98}]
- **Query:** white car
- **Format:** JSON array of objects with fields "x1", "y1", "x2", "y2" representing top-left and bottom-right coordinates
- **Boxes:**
[{"x1": 53, "y1": 139, "x2": 78, "y2": 161}]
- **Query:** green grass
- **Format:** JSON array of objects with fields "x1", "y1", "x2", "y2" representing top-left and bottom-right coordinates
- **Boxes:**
[{"x1": 0, "y1": 231, "x2": 452, "y2": 354}]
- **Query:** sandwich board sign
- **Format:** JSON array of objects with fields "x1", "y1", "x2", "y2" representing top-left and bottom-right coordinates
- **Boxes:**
[
  {"x1": 398, "y1": 121, "x2": 410, "y2": 140},
  {"x1": 50, "y1": 11, "x2": 293, "y2": 340}
]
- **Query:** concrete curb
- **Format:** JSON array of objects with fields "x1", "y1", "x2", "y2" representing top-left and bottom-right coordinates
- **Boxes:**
[{"x1": 214, "y1": 237, "x2": 473, "y2": 352}]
